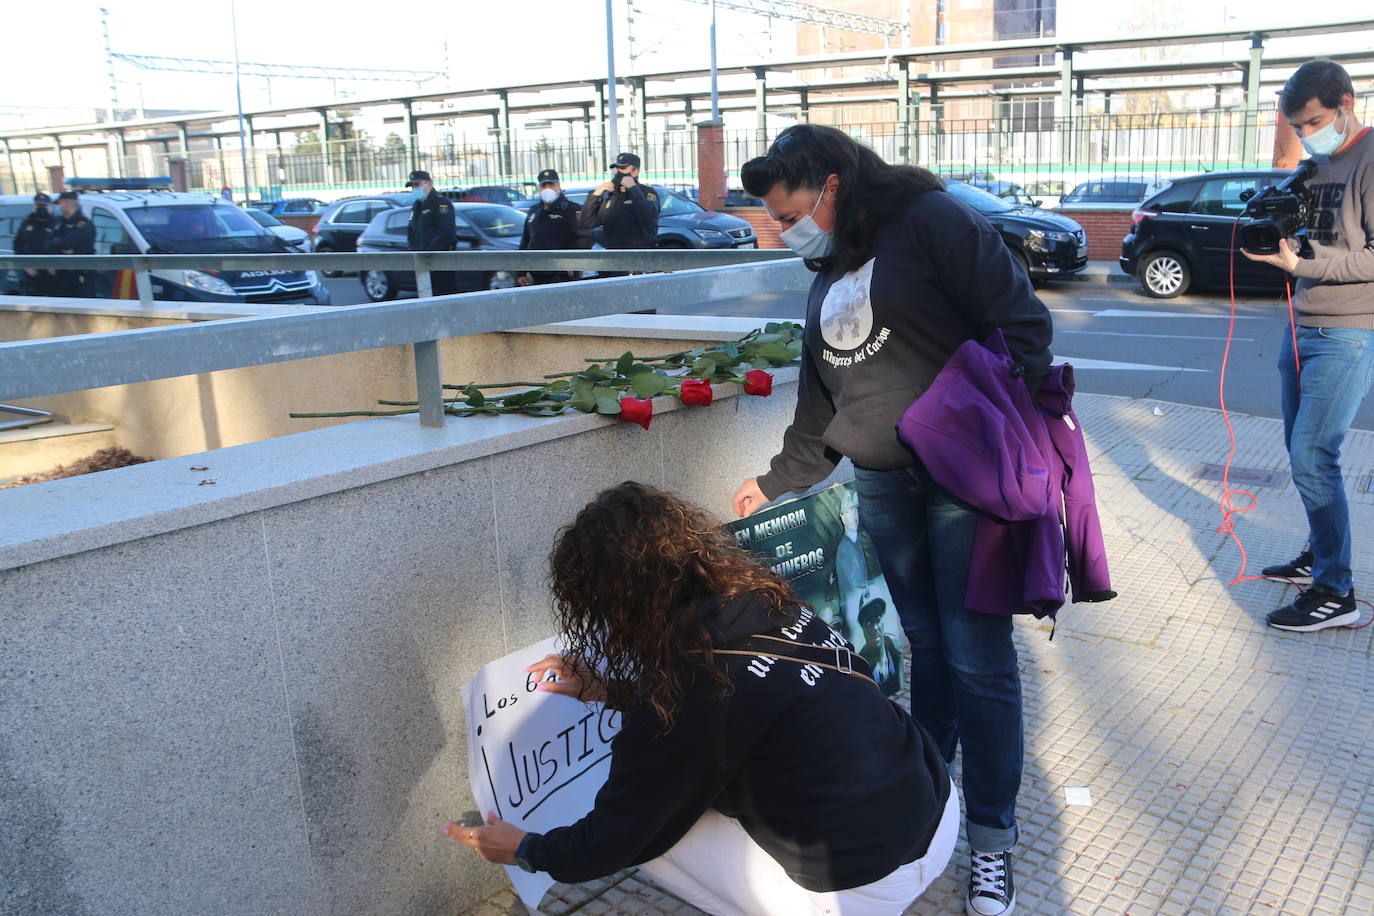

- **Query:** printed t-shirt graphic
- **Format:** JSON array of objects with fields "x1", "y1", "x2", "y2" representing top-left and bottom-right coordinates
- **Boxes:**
[{"x1": 819, "y1": 258, "x2": 876, "y2": 351}]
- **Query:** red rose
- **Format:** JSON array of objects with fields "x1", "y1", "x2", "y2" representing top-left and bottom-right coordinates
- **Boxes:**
[
  {"x1": 679, "y1": 378, "x2": 714, "y2": 407},
  {"x1": 618, "y1": 396, "x2": 653, "y2": 430},
  {"x1": 743, "y1": 370, "x2": 774, "y2": 397}
]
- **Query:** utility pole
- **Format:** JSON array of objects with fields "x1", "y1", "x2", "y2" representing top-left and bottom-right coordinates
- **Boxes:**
[
  {"x1": 606, "y1": 0, "x2": 620, "y2": 157},
  {"x1": 101, "y1": 7, "x2": 118, "y2": 124},
  {"x1": 709, "y1": 0, "x2": 719, "y2": 121},
  {"x1": 230, "y1": 0, "x2": 252, "y2": 202}
]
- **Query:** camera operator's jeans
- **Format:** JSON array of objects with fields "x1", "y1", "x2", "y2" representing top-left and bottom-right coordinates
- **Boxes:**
[
  {"x1": 1278, "y1": 325, "x2": 1374, "y2": 595},
  {"x1": 853, "y1": 464, "x2": 1022, "y2": 854}
]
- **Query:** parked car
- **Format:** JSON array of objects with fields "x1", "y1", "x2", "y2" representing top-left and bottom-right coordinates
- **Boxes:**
[
  {"x1": 441, "y1": 185, "x2": 532, "y2": 205},
  {"x1": 248, "y1": 198, "x2": 326, "y2": 215},
  {"x1": 968, "y1": 180, "x2": 1041, "y2": 208},
  {"x1": 668, "y1": 186, "x2": 764, "y2": 207},
  {"x1": 311, "y1": 193, "x2": 412, "y2": 275},
  {"x1": 1060, "y1": 179, "x2": 1157, "y2": 207},
  {"x1": 243, "y1": 207, "x2": 310, "y2": 252},
  {"x1": 515, "y1": 186, "x2": 758, "y2": 249},
  {"x1": 945, "y1": 182, "x2": 1087, "y2": 284},
  {"x1": 1120, "y1": 169, "x2": 1290, "y2": 298},
  {"x1": 354, "y1": 202, "x2": 527, "y2": 301},
  {"x1": 1, "y1": 190, "x2": 330, "y2": 304}
]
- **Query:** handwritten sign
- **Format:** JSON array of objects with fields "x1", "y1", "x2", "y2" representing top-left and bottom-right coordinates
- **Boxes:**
[{"x1": 461, "y1": 636, "x2": 622, "y2": 910}]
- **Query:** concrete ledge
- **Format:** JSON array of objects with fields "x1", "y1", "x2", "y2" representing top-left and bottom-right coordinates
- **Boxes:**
[{"x1": 0, "y1": 367, "x2": 800, "y2": 572}]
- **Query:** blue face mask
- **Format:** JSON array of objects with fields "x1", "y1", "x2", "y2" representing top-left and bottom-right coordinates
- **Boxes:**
[
  {"x1": 1300, "y1": 110, "x2": 1349, "y2": 157},
  {"x1": 411, "y1": 186, "x2": 427, "y2": 202}
]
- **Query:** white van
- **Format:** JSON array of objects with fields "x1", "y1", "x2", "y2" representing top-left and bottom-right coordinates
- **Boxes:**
[{"x1": 0, "y1": 191, "x2": 331, "y2": 304}]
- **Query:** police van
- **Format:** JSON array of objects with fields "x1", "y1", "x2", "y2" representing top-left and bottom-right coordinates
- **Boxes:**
[{"x1": 0, "y1": 183, "x2": 331, "y2": 305}]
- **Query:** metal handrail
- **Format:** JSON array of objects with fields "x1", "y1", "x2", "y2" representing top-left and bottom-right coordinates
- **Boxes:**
[
  {"x1": 0, "y1": 255, "x2": 809, "y2": 428},
  {"x1": 0, "y1": 249, "x2": 794, "y2": 307}
]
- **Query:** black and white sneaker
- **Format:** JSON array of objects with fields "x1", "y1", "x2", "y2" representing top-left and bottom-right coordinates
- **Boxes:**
[
  {"x1": 1261, "y1": 550, "x2": 1314, "y2": 584},
  {"x1": 1267, "y1": 585, "x2": 1359, "y2": 632},
  {"x1": 967, "y1": 849, "x2": 1015, "y2": 916}
]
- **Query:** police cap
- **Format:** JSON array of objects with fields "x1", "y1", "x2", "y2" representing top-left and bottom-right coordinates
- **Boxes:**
[
  {"x1": 609, "y1": 152, "x2": 641, "y2": 169},
  {"x1": 56, "y1": 191, "x2": 79, "y2": 201},
  {"x1": 537, "y1": 168, "x2": 559, "y2": 185},
  {"x1": 33, "y1": 193, "x2": 51, "y2": 204},
  {"x1": 405, "y1": 170, "x2": 432, "y2": 187}
]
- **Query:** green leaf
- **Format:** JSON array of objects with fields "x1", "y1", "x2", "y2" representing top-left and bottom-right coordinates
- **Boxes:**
[
  {"x1": 463, "y1": 386, "x2": 485, "y2": 407},
  {"x1": 549, "y1": 378, "x2": 571, "y2": 390},
  {"x1": 505, "y1": 389, "x2": 545, "y2": 407},
  {"x1": 752, "y1": 356, "x2": 773, "y2": 370},
  {"x1": 723, "y1": 341, "x2": 740, "y2": 360},
  {"x1": 581, "y1": 367, "x2": 612, "y2": 382},
  {"x1": 755, "y1": 342, "x2": 795, "y2": 364},
  {"x1": 615, "y1": 351, "x2": 635, "y2": 376},
  {"x1": 630, "y1": 372, "x2": 667, "y2": 398},
  {"x1": 595, "y1": 394, "x2": 622, "y2": 415},
  {"x1": 570, "y1": 380, "x2": 596, "y2": 412},
  {"x1": 749, "y1": 333, "x2": 784, "y2": 344},
  {"x1": 691, "y1": 357, "x2": 716, "y2": 378},
  {"x1": 764, "y1": 321, "x2": 782, "y2": 333}
]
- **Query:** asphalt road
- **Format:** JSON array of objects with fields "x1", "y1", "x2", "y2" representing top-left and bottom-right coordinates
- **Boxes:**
[{"x1": 322, "y1": 273, "x2": 1374, "y2": 431}]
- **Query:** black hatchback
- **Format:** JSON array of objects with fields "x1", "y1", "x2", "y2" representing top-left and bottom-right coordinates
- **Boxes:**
[
  {"x1": 945, "y1": 182, "x2": 1087, "y2": 284},
  {"x1": 1120, "y1": 169, "x2": 1289, "y2": 298}
]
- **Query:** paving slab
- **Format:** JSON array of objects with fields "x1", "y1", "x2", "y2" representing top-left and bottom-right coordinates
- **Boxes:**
[{"x1": 459, "y1": 393, "x2": 1374, "y2": 916}]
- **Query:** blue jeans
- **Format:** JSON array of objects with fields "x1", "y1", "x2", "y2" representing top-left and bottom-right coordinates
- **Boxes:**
[
  {"x1": 1278, "y1": 325, "x2": 1374, "y2": 595},
  {"x1": 852, "y1": 464, "x2": 1022, "y2": 853}
]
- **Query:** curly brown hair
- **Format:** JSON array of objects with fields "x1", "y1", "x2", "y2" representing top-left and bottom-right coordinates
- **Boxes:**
[{"x1": 549, "y1": 481, "x2": 798, "y2": 730}]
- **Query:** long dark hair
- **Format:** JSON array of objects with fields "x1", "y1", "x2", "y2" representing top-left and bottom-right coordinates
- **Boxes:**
[
  {"x1": 548, "y1": 481, "x2": 797, "y2": 729},
  {"x1": 740, "y1": 123, "x2": 944, "y2": 273}
]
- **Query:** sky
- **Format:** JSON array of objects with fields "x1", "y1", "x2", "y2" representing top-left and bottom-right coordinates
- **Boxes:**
[{"x1": 0, "y1": 0, "x2": 1363, "y2": 124}]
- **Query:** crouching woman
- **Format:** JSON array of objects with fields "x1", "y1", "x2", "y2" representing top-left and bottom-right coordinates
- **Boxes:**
[{"x1": 448, "y1": 481, "x2": 958, "y2": 915}]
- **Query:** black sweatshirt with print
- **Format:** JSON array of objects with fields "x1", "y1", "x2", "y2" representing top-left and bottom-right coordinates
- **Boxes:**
[
  {"x1": 758, "y1": 190, "x2": 1055, "y2": 500},
  {"x1": 522, "y1": 592, "x2": 950, "y2": 892}
]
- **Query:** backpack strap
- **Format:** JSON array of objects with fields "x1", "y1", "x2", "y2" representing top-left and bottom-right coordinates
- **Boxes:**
[{"x1": 714, "y1": 634, "x2": 880, "y2": 689}]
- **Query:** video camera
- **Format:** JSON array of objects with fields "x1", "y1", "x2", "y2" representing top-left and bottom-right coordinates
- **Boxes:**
[{"x1": 1239, "y1": 159, "x2": 1317, "y2": 255}]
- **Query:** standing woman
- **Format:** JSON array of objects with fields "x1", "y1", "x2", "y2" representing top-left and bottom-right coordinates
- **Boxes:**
[{"x1": 732, "y1": 124, "x2": 1054, "y2": 916}]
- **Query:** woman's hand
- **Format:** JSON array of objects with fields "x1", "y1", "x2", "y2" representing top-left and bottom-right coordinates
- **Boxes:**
[
  {"x1": 733, "y1": 478, "x2": 767, "y2": 518},
  {"x1": 525, "y1": 653, "x2": 607, "y2": 703},
  {"x1": 444, "y1": 812, "x2": 525, "y2": 866}
]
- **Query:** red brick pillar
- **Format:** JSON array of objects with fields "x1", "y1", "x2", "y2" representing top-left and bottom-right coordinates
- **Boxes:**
[
  {"x1": 696, "y1": 119, "x2": 727, "y2": 212},
  {"x1": 1273, "y1": 109, "x2": 1303, "y2": 170},
  {"x1": 169, "y1": 158, "x2": 189, "y2": 192},
  {"x1": 47, "y1": 165, "x2": 64, "y2": 194}
]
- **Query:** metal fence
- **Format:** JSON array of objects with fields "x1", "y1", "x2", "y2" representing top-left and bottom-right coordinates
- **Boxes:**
[
  {"x1": 4, "y1": 94, "x2": 1371, "y2": 201},
  {"x1": 0, "y1": 249, "x2": 799, "y2": 428}
]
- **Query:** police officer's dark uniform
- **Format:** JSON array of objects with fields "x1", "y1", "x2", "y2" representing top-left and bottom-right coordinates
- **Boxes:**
[
  {"x1": 579, "y1": 152, "x2": 659, "y2": 277},
  {"x1": 12, "y1": 193, "x2": 56, "y2": 295},
  {"x1": 520, "y1": 168, "x2": 592, "y2": 285},
  {"x1": 404, "y1": 170, "x2": 459, "y2": 296},
  {"x1": 46, "y1": 192, "x2": 96, "y2": 299}
]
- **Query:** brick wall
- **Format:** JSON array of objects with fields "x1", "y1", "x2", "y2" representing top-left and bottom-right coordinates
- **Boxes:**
[
  {"x1": 724, "y1": 206, "x2": 785, "y2": 248},
  {"x1": 1053, "y1": 208, "x2": 1135, "y2": 262},
  {"x1": 696, "y1": 121, "x2": 727, "y2": 213}
]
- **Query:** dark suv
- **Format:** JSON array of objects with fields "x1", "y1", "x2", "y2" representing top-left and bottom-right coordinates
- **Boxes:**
[
  {"x1": 1120, "y1": 170, "x2": 1289, "y2": 298},
  {"x1": 945, "y1": 182, "x2": 1087, "y2": 284}
]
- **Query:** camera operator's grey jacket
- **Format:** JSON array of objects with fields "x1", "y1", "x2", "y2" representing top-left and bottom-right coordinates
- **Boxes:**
[
  {"x1": 1293, "y1": 129, "x2": 1374, "y2": 328},
  {"x1": 758, "y1": 190, "x2": 1054, "y2": 501}
]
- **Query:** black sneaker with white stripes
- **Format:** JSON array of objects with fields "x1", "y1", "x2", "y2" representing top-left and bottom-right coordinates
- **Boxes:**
[
  {"x1": 967, "y1": 849, "x2": 1015, "y2": 916},
  {"x1": 1261, "y1": 550, "x2": 1314, "y2": 584},
  {"x1": 1267, "y1": 585, "x2": 1359, "y2": 632}
]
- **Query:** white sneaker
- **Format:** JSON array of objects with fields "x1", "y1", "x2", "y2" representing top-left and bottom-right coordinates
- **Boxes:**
[{"x1": 966, "y1": 849, "x2": 1016, "y2": 916}]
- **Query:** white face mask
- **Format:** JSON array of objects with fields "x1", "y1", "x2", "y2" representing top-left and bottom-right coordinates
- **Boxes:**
[
  {"x1": 1301, "y1": 109, "x2": 1349, "y2": 157},
  {"x1": 539, "y1": 188, "x2": 559, "y2": 204},
  {"x1": 778, "y1": 187, "x2": 834, "y2": 259}
]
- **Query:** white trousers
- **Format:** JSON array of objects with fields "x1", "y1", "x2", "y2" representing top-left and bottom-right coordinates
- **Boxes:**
[{"x1": 638, "y1": 778, "x2": 960, "y2": 916}]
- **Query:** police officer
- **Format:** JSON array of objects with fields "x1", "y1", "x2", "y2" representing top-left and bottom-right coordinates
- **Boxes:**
[
  {"x1": 46, "y1": 191, "x2": 96, "y2": 299},
  {"x1": 580, "y1": 152, "x2": 659, "y2": 277},
  {"x1": 517, "y1": 168, "x2": 591, "y2": 286},
  {"x1": 404, "y1": 170, "x2": 459, "y2": 296},
  {"x1": 12, "y1": 192, "x2": 56, "y2": 295}
]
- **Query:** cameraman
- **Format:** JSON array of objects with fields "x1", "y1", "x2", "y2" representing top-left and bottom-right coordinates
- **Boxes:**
[
  {"x1": 580, "y1": 152, "x2": 659, "y2": 277},
  {"x1": 1243, "y1": 59, "x2": 1374, "y2": 632}
]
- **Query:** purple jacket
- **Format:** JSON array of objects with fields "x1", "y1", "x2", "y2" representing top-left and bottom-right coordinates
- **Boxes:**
[{"x1": 898, "y1": 334, "x2": 1115, "y2": 617}]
